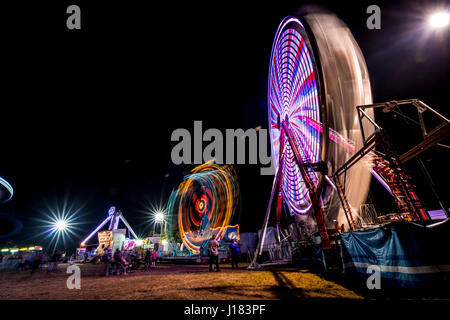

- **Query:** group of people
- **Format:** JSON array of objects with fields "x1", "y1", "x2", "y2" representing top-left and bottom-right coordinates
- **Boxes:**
[
  {"x1": 21, "y1": 251, "x2": 45, "y2": 274},
  {"x1": 99, "y1": 237, "x2": 241, "y2": 275},
  {"x1": 14, "y1": 250, "x2": 63, "y2": 274},
  {"x1": 100, "y1": 247, "x2": 159, "y2": 276},
  {"x1": 47, "y1": 250, "x2": 63, "y2": 272},
  {"x1": 207, "y1": 237, "x2": 240, "y2": 272}
]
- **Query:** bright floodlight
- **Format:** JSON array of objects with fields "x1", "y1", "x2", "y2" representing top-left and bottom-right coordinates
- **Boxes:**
[
  {"x1": 154, "y1": 211, "x2": 165, "y2": 223},
  {"x1": 54, "y1": 219, "x2": 67, "y2": 231},
  {"x1": 429, "y1": 11, "x2": 450, "y2": 29},
  {"x1": 34, "y1": 199, "x2": 84, "y2": 252}
]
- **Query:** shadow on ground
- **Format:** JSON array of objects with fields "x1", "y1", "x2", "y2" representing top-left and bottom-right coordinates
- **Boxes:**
[{"x1": 251, "y1": 264, "x2": 450, "y2": 300}]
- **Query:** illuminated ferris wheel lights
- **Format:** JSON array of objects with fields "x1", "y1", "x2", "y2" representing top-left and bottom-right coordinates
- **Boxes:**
[
  {"x1": 428, "y1": 11, "x2": 449, "y2": 29},
  {"x1": 269, "y1": 18, "x2": 322, "y2": 215}
]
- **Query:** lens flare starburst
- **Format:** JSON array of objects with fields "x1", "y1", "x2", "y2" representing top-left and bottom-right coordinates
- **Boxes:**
[
  {"x1": 154, "y1": 211, "x2": 165, "y2": 223},
  {"x1": 53, "y1": 219, "x2": 67, "y2": 231},
  {"x1": 136, "y1": 197, "x2": 168, "y2": 237},
  {"x1": 31, "y1": 196, "x2": 86, "y2": 251}
]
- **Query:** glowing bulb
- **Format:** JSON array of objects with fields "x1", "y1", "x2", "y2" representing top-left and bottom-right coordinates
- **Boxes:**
[
  {"x1": 54, "y1": 220, "x2": 67, "y2": 231},
  {"x1": 429, "y1": 11, "x2": 450, "y2": 29},
  {"x1": 154, "y1": 212, "x2": 164, "y2": 223}
]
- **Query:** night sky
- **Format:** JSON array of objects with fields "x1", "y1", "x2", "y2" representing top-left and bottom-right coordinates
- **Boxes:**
[{"x1": 1, "y1": 0, "x2": 448, "y2": 250}]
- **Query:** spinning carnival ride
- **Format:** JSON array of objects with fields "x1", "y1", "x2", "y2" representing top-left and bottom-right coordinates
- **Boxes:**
[
  {"x1": 0, "y1": 176, "x2": 13, "y2": 204},
  {"x1": 263, "y1": 11, "x2": 375, "y2": 251},
  {"x1": 254, "y1": 9, "x2": 437, "y2": 264},
  {"x1": 0, "y1": 177, "x2": 19, "y2": 240},
  {"x1": 80, "y1": 206, "x2": 138, "y2": 251},
  {"x1": 167, "y1": 163, "x2": 240, "y2": 254}
]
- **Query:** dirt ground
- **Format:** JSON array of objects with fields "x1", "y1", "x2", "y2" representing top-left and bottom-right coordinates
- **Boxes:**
[{"x1": 0, "y1": 262, "x2": 362, "y2": 300}]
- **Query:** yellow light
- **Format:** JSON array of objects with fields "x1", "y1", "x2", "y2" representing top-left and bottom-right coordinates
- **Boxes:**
[
  {"x1": 20, "y1": 248, "x2": 28, "y2": 251},
  {"x1": 28, "y1": 247, "x2": 35, "y2": 250},
  {"x1": 1, "y1": 248, "x2": 8, "y2": 252}
]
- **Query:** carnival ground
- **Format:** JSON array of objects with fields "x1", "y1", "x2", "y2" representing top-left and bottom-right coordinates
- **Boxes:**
[
  {"x1": 2, "y1": 262, "x2": 448, "y2": 300},
  {"x1": 0, "y1": 262, "x2": 362, "y2": 300}
]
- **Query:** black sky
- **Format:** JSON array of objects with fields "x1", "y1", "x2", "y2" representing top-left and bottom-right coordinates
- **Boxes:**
[{"x1": 0, "y1": 0, "x2": 448, "y2": 249}]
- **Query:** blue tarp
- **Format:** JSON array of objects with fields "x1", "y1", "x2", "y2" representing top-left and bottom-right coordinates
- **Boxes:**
[
  {"x1": 340, "y1": 219, "x2": 450, "y2": 290},
  {"x1": 291, "y1": 244, "x2": 327, "y2": 272}
]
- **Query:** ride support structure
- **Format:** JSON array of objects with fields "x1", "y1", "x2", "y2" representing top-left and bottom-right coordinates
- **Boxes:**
[
  {"x1": 80, "y1": 207, "x2": 138, "y2": 247},
  {"x1": 249, "y1": 117, "x2": 330, "y2": 269},
  {"x1": 333, "y1": 99, "x2": 450, "y2": 223}
]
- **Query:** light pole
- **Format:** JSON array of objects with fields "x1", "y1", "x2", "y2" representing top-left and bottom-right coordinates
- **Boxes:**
[{"x1": 152, "y1": 211, "x2": 165, "y2": 237}]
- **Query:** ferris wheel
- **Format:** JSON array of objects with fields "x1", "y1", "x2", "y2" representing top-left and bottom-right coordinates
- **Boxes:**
[{"x1": 265, "y1": 10, "x2": 375, "y2": 249}]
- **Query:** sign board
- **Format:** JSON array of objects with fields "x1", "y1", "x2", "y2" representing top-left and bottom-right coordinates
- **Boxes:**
[
  {"x1": 112, "y1": 229, "x2": 126, "y2": 253},
  {"x1": 97, "y1": 231, "x2": 113, "y2": 252},
  {"x1": 123, "y1": 238, "x2": 136, "y2": 250}
]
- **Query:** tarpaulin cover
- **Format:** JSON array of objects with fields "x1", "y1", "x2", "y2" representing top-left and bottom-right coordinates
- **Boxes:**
[
  {"x1": 239, "y1": 232, "x2": 258, "y2": 254},
  {"x1": 257, "y1": 227, "x2": 277, "y2": 251},
  {"x1": 291, "y1": 244, "x2": 327, "y2": 272},
  {"x1": 340, "y1": 220, "x2": 450, "y2": 290}
]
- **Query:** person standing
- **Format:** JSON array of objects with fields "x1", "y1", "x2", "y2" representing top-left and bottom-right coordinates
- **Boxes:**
[
  {"x1": 30, "y1": 251, "x2": 43, "y2": 275},
  {"x1": 151, "y1": 249, "x2": 158, "y2": 267},
  {"x1": 144, "y1": 248, "x2": 152, "y2": 271},
  {"x1": 47, "y1": 250, "x2": 59, "y2": 272},
  {"x1": 113, "y1": 249, "x2": 127, "y2": 275},
  {"x1": 228, "y1": 239, "x2": 240, "y2": 269},
  {"x1": 208, "y1": 235, "x2": 220, "y2": 272},
  {"x1": 101, "y1": 250, "x2": 112, "y2": 276},
  {"x1": 55, "y1": 250, "x2": 62, "y2": 270}
]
